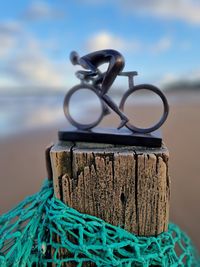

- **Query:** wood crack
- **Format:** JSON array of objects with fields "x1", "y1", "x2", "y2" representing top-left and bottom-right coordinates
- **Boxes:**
[{"x1": 50, "y1": 142, "x2": 170, "y2": 238}]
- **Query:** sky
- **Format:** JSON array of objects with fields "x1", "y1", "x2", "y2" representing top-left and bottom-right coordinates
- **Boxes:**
[{"x1": 0, "y1": 0, "x2": 200, "y2": 93}]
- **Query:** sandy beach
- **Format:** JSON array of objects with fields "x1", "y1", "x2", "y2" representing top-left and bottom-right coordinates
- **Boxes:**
[{"x1": 0, "y1": 92, "x2": 200, "y2": 251}]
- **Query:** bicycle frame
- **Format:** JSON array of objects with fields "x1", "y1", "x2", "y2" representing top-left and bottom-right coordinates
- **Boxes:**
[
  {"x1": 118, "y1": 71, "x2": 138, "y2": 89},
  {"x1": 64, "y1": 70, "x2": 169, "y2": 133}
]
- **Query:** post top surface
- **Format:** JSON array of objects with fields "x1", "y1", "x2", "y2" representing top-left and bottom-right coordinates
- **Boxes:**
[{"x1": 51, "y1": 140, "x2": 169, "y2": 156}]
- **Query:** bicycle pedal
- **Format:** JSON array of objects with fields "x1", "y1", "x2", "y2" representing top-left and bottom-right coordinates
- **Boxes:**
[
  {"x1": 104, "y1": 107, "x2": 111, "y2": 116},
  {"x1": 117, "y1": 119, "x2": 128, "y2": 129}
]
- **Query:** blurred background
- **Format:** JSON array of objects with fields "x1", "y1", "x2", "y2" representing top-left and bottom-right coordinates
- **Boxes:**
[{"x1": 0, "y1": 0, "x2": 200, "y2": 250}]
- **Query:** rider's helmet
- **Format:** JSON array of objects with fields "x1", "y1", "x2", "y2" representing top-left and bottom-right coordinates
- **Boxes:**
[{"x1": 70, "y1": 51, "x2": 79, "y2": 65}]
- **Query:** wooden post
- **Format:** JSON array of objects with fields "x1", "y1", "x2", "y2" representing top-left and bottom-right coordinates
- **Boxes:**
[{"x1": 50, "y1": 141, "x2": 170, "y2": 237}]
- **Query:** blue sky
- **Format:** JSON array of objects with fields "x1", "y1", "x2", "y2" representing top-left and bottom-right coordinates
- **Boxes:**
[{"x1": 0, "y1": 0, "x2": 200, "y2": 92}]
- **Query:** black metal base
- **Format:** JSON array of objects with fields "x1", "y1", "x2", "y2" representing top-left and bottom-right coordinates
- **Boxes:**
[{"x1": 58, "y1": 127, "x2": 162, "y2": 147}]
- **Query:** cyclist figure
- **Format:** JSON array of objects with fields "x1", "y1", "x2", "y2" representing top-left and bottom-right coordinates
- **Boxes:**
[{"x1": 70, "y1": 49, "x2": 129, "y2": 129}]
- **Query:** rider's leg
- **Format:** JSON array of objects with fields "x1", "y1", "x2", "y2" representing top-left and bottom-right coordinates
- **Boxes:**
[
  {"x1": 93, "y1": 73, "x2": 104, "y2": 87},
  {"x1": 101, "y1": 56, "x2": 125, "y2": 95},
  {"x1": 101, "y1": 94, "x2": 128, "y2": 129},
  {"x1": 100, "y1": 56, "x2": 126, "y2": 128}
]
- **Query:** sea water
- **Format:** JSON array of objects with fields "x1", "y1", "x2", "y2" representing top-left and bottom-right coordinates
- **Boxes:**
[
  {"x1": 0, "y1": 90, "x2": 181, "y2": 138},
  {"x1": 0, "y1": 95, "x2": 65, "y2": 137},
  {"x1": 0, "y1": 93, "x2": 104, "y2": 138}
]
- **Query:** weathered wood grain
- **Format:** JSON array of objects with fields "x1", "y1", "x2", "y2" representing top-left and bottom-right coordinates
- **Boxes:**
[{"x1": 50, "y1": 141, "x2": 170, "y2": 237}]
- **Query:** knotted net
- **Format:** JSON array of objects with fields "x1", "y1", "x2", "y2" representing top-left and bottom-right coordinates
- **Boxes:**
[{"x1": 0, "y1": 180, "x2": 199, "y2": 266}]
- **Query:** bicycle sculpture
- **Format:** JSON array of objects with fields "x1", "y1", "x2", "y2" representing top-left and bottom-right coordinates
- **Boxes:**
[{"x1": 63, "y1": 49, "x2": 169, "y2": 134}]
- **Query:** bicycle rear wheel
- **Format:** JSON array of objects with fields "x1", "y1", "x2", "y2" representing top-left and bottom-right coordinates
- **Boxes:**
[
  {"x1": 63, "y1": 84, "x2": 104, "y2": 130},
  {"x1": 119, "y1": 84, "x2": 169, "y2": 133}
]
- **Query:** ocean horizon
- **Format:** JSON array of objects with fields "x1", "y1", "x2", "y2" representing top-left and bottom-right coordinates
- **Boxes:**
[{"x1": 0, "y1": 90, "x2": 199, "y2": 138}]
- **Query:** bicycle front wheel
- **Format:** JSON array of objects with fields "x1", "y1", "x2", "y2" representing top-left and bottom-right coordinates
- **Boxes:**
[
  {"x1": 63, "y1": 84, "x2": 105, "y2": 130},
  {"x1": 119, "y1": 84, "x2": 169, "y2": 133}
]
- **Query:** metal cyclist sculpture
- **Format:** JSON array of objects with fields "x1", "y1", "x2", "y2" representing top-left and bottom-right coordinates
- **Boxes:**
[{"x1": 63, "y1": 49, "x2": 169, "y2": 133}]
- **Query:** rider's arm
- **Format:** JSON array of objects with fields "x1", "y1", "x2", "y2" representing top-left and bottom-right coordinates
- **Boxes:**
[{"x1": 79, "y1": 58, "x2": 98, "y2": 74}]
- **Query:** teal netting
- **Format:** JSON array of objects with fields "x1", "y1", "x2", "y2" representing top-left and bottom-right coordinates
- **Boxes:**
[{"x1": 0, "y1": 180, "x2": 199, "y2": 267}]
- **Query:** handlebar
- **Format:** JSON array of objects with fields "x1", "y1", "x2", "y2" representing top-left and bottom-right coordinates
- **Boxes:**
[
  {"x1": 119, "y1": 71, "x2": 138, "y2": 77},
  {"x1": 76, "y1": 70, "x2": 98, "y2": 80}
]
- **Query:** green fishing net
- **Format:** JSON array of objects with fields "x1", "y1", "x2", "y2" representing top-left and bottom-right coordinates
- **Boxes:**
[{"x1": 0, "y1": 180, "x2": 199, "y2": 267}]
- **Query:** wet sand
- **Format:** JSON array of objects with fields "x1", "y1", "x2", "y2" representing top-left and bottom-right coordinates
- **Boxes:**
[{"x1": 0, "y1": 94, "x2": 200, "y2": 250}]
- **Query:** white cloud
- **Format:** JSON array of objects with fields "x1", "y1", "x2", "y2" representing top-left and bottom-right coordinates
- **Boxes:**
[
  {"x1": 122, "y1": 0, "x2": 200, "y2": 25},
  {"x1": 6, "y1": 51, "x2": 66, "y2": 87},
  {"x1": 0, "y1": 20, "x2": 71, "y2": 88},
  {"x1": 0, "y1": 21, "x2": 22, "y2": 58},
  {"x1": 23, "y1": 1, "x2": 64, "y2": 21},
  {"x1": 0, "y1": 21, "x2": 21, "y2": 34},
  {"x1": 150, "y1": 36, "x2": 172, "y2": 54},
  {"x1": 86, "y1": 31, "x2": 126, "y2": 51},
  {"x1": 0, "y1": 34, "x2": 16, "y2": 58},
  {"x1": 3, "y1": 34, "x2": 70, "y2": 88},
  {"x1": 86, "y1": 31, "x2": 140, "y2": 52},
  {"x1": 86, "y1": 31, "x2": 172, "y2": 54},
  {"x1": 83, "y1": 0, "x2": 200, "y2": 25}
]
